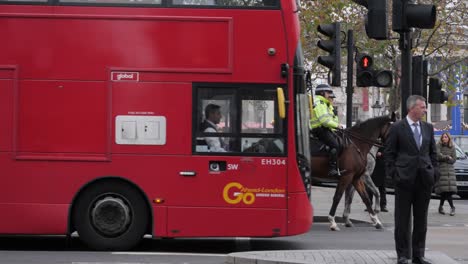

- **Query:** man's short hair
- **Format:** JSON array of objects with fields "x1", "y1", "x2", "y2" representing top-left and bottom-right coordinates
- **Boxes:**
[
  {"x1": 205, "y1": 103, "x2": 221, "y2": 119},
  {"x1": 406, "y1": 95, "x2": 426, "y2": 110}
]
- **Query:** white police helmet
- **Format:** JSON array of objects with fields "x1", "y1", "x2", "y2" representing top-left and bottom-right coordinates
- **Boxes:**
[{"x1": 315, "y1": 84, "x2": 335, "y2": 97}]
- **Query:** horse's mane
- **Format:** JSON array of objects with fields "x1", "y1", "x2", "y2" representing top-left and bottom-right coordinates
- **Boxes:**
[{"x1": 347, "y1": 115, "x2": 391, "y2": 139}]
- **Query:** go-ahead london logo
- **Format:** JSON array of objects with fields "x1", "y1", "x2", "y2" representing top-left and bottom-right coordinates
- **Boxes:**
[{"x1": 222, "y1": 182, "x2": 286, "y2": 205}]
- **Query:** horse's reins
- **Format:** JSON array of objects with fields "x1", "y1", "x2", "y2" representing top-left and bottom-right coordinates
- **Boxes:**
[
  {"x1": 341, "y1": 129, "x2": 384, "y2": 148},
  {"x1": 337, "y1": 129, "x2": 383, "y2": 169}
]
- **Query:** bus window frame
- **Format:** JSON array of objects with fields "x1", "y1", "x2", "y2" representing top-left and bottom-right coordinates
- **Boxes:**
[
  {"x1": 0, "y1": 0, "x2": 280, "y2": 8},
  {"x1": 0, "y1": 0, "x2": 50, "y2": 5},
  {"x1": 193, "y1": 83, "x2": 287, "y2": 157}
]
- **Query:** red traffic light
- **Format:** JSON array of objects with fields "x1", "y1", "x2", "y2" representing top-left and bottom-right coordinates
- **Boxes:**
[
  {"x1": 355, "y1": 53, "x2": 392, "y2": 87},
  {"x1": 362, "y1": 57, "x2": 370, "y2": 68},
  {"x1": 357, "y1": 54, "x2": 373, "y2": 69}
]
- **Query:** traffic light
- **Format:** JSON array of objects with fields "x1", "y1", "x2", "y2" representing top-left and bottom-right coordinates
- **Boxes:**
[
  {"x1": 317, "y1": 22, "x2": 341, "y2": 86},
  {"x1": 356, "y1": 53, "x2": 374, "y2": 86},
  {"x1": 393, "y1": 0, "x2": 437, "y2": 32},
  {"x1": 428, "y1": 77, "x2": 448, "y2": 104},
  {"x1": 356, "y1": 53, "x2": 393, "y2": 87},
  {"x1": 412, "y1": 55, "x2": 428, "y2": 98},
  {"x1": 352, "y1": 0, "x2": 389, "y2": 40}
]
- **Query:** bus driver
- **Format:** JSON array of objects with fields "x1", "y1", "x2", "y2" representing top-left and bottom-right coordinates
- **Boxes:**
[{"x1": 201, "y1": 104, "x2": 227, "y2": 152}]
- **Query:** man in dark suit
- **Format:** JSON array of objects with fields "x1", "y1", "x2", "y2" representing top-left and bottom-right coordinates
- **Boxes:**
[
  {"x1": 385, "y1": 95, "x2": 439, "y2": 264},
  {"x1": 369, "y1": 146, "x2": 388, "y2": 212}
]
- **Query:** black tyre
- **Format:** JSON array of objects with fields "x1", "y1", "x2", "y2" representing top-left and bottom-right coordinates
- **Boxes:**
[{"x1": 73, "y1": 181, "x2": 149, "y2": 250}]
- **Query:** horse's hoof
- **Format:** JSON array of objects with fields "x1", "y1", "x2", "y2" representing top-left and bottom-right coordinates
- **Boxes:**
[
  {"x1": 345, "y1": 222, "x2": 354, "y2": 228},
  {"x1": 330, "y1": 227, "x2": 340, "y2": 231},
  {"x1": 375, "y1": 223, "x2": 383, "y2": 229}
]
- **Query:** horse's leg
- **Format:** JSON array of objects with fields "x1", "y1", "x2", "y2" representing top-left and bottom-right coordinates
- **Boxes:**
[
  {"x1": 363, "y1": 171, "x2": 380, "y2": 213},
  {"x1": 328, "y1": 174, "x2": 352, "y2": 231},
  {"x1": 342, "y1": 184, "x2": 355, "y2": 227},
  {"x1": 353, "y1": 178, "x2": 383, "y2": 229},
  {"x1": 367, "y1": 176, "x2": 381, "y2": 213},
  {"x1": 365, "y1": 150, "x2": 380, "y2": 214}
]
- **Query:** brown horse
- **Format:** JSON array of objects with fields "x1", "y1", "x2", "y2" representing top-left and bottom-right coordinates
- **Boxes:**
[{"x1": 311, "y1": 113, "x2": 396, "y2": 231}]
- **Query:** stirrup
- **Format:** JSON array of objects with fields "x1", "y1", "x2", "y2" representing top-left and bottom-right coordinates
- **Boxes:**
[{"x1": 328, "y1": 169, "x2": 341, "y2": 177}]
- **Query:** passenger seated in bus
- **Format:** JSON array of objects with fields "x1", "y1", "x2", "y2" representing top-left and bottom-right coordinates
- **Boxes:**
[{"x1": 200, "y1": 104, "x2": 227, "y2": 152}]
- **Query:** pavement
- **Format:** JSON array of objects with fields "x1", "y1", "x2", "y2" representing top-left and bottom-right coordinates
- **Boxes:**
[{"x1": 226, "y1": 186, "x2": 468, "y2": 264}]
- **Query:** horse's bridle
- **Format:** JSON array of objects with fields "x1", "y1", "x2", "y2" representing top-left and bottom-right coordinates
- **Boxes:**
[
  {"x1": 341, "y1": 129, "x2": 384, "y2": 148},
  {"x1": 341, "y1": 119, "x2": 393, "y2": 148}
]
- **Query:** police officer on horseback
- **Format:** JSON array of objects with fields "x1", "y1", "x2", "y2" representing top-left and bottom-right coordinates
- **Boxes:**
[{"x1": 310, "y1": 84, "x2": 343, "y2": 177}]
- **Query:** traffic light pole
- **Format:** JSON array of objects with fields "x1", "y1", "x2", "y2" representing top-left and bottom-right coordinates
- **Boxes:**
[
  {"x1": 399, "y1": 31, "x2": 412, "y2": 117},
  {"x1": 346, "y1": 30, "x2": 354, "y2": 128}
]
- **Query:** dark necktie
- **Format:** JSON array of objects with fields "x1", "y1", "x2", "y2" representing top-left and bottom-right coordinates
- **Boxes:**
[{"x1": 413, "y1": 123, "x2": 421, "y2": 148}]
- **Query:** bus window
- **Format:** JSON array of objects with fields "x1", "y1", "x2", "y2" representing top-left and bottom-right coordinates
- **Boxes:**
[
  {"x1": 0, "y1": 0, "x2": 47, "y2": 2},
  {"x1": 194, "y1": 84, "x2": 285, "y2": 155},
  {"x1": 195, "y1": 88, "x2": 236, "y2": 153},
  {"x1": 171, "y1": 0, "x2": 278, "y2": 7},
  {"x1": 172, "y1": 0, "x2": 215, "y2": 5},
  {"x1": 241, "y1": 137, "x2": 284, "y2": 153},
  {"x1": 241, "y1": 90, "x2": 284, "y2": 154},
  {"x1": 241, "y1": 99, "x2": 275, "y2": 134},
  {"x1": 59, "y1": 0, "x2": 162, "y2": 4}
]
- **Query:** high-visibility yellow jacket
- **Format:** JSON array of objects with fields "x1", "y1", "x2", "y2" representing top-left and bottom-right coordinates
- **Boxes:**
[{"x1": 310, "y1": 95, "x2": 339, "y2": 130}]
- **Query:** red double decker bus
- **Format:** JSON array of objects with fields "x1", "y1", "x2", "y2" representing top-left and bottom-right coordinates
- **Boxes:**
[{"x1": 0, "y1": 0, "x2": 313, "y2": 250}]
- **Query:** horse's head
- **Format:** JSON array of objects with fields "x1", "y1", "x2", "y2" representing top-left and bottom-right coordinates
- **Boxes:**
[
  {"x1": 345, "y1": 112, "x2": 397, "y2": 150},
  {"x1": 379, "y1": 112, "x2": 397, "y2": 143}
]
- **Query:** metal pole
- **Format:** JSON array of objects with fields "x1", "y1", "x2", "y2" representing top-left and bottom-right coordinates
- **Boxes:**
[
  {"x1": 399, "y1": 31, "x2": 412, "y2": 117},
  {"x1": 346, "y1": 30, "x2": 354, "y2": 128},
  {"x1": 398, "y1": 29, "x2": 413, "y2": 258}
]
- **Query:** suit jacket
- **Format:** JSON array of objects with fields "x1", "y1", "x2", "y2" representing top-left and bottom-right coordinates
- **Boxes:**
[{"x1": 384, "y1": 118, "x2": 439, "y2": 189}]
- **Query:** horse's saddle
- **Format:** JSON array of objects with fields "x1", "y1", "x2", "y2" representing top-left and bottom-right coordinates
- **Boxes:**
[
  {"x1": 309, "y1": 132, "x2": 344, "y2": 157},
  {"x1": 310, "y1": 136, "x2": 329, "y2": 156}
]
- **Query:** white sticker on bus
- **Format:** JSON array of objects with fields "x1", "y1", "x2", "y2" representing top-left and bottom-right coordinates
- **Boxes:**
[{"x1": 111, "y1": 71, "x2": 139, "y2": 81}]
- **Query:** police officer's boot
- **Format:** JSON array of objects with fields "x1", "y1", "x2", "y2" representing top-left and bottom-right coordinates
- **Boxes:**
[{"x1": 328, "y1": 148, "x2": 340, "y2": 177}]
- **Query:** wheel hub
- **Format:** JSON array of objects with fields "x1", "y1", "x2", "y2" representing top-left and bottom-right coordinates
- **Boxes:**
[{"x1": 91, "y1": 196, "x2": 131, "y2": 237}]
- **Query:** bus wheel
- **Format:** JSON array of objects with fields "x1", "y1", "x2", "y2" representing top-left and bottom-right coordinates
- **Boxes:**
[{"x1": 73, "y1": 181, "x2": 149, "y2": 250}]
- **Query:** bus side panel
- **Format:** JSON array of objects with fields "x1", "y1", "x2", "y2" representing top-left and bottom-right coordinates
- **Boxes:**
[
  {"x1": 0, "y1": 155, "x2": 288, "y2": 236},
  {"x1": 16, "y1": 80, "x2": 108, "y2": 156},
  {"x1": 0, "y1": 203, "x2": 67, "y2": 234},
  {"x1": 111, "y1": 82, "x2": 192, "y2": 155},
  {"x1": 285, "y1": 154, "x2": 312, "y2": 233},
  {"x1": 287, "y1": 192, "x2": 313, "y2": 235},
  {"x1": 0, "y1": 77, "x2": 14, "y2": 152},
  {"x1": 158, "y1": 156, "x2": 288, "y2": 237},
  {"x1": 153, "y1": 205, "x2": 168, "y2": 237},
  {"x1": 0, "y1": 9, "x2": 286, "y2": 84},
  {"x1": 167, "y1": 207, "x2": 286, "y2": 237},
  {"x1": 1, "y1": 15, "x2": 232, "y2": 80}
]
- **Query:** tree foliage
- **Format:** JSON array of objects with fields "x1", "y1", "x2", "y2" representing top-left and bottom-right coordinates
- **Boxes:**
[{"x1": 300, "y1": 0, "x2": 467, "y2": 113}]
